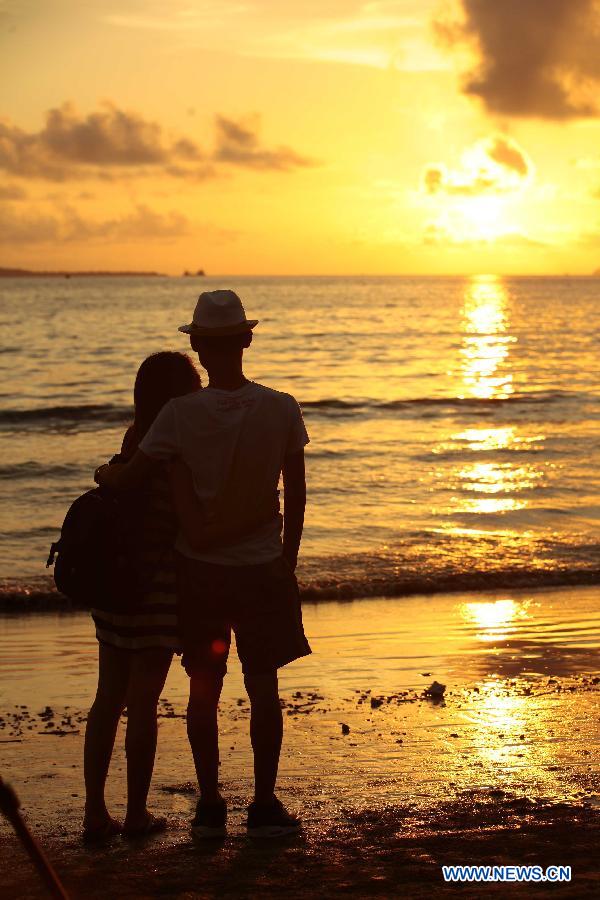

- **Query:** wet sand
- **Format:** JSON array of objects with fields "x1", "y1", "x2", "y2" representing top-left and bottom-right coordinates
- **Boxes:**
[{"x1": 1, "y1": 586, "x2": 599, "y2": 897}]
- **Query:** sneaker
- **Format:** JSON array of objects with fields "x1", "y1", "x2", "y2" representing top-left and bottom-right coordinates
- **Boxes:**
[
  {"x1": 191, "y1": 798, "x2": 227, "y2": 839},
  {"x1": 247, "y1": 797, "x2": 301, "y2": 838}
]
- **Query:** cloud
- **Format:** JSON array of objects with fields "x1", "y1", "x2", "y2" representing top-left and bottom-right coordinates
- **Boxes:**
[
  {"x1": 0, "y1": 182, "x2": 28, "y2": 200},
  {"x1": 423, "y1": 165, "x2": 496, "y2": 196},
  {"x1": 434, "y1": 0, "x2": 600, "y2": 119},
  {"x1": 486, "y1": 135, "x2": 529, "y2": 177},
  {"x1": 423, "y1": 135, "x2": 531, "y2": 195},
  {"x1": 0, "y1": 102, "x2": 315, "y2": 181},
  {"x1": 42, "y1": 103, "x2": 191, "y2": 166},
  {"x1": 423, "y1": 222, "x2": 545, "y2": 247},
  {"x1": 249, "y1": 0, "x2": 446, "y2": 71},
  {"x1": 214, "y1": 116, "x2": 316, "y2": 170},
  {"x1": 0, "y1": 202, "x2": 191, "y2": 244},
  {"x1": 103, "y1": 1, "x2": 250, "y2": 32},
  {"x1": 102, "y1": 1, "x2": 447, "y2": 72},
  {"x1": 0, "y1": 102, "x2": 203, "y2": 181},
  {"x1": 0, "y1": 207, "x2": 62, "y2": 244}
]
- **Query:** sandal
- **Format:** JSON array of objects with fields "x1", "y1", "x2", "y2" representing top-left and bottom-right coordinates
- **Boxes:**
[
  {"x1": 123, "y1": 812, "x2": 168, "y2": 838},
  {"x1": 82, "y1": 817, "x2": 122, "y2": 844}
]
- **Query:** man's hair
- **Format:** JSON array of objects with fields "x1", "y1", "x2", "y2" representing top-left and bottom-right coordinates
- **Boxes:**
[{"x1": 192, "y1": 332, "x2": 252, "y2": 355}]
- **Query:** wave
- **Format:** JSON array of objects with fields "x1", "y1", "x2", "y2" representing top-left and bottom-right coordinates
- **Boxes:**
[
  {"x1": 302, "y1": 390, "x2": 594, "y2": 414},
  {"x1": 0, "y1": 403, "x2": 131, "y2": 428},
  {"x1": 0, "y1": 461, "x2": 86, "y2": 479},
  {"x1": 299, "y1": 566, "x2": 600, "y2": 602},
  {"x1": 2, "y1": 563, "x2": 598, "y2": 611},
  {"x1": 1, "y1": 390, "x2": 594, "y2": 430}
]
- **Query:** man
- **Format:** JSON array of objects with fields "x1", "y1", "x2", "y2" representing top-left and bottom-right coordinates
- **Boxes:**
[{"x1": 96, "y1": 289, "x2": 311, "y2": 838}]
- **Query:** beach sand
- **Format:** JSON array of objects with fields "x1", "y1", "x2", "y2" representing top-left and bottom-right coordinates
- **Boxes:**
[{"x1": 1, "y1": 586, "x2": 599, "y2": 897}]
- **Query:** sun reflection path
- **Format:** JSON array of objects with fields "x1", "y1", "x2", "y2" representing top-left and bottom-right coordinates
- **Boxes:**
[
  {"x1": 459, "y1": 462, "x2": 543, "y2": 494},
  {"x1": 459, "y1": 275, "x2": 516, "y2": 400},
  {"x1": 445, "y1": 427, "x2": 546, "y2": 453},
  {"x1": 461, "y1": 597, "x2": 527, "y2": 643},
  {"x1": 457, "y1": 460, "x2": 544, "y2": 514},
  {"x1": 453, "y1": 678, "x2": 578, "y2": 801},
  {"x1": 454, "y1": 599, "x2": 573, "y2": 797},
  {"x1": 435, "y1": 277, "x2": 547, "y2": 520}
]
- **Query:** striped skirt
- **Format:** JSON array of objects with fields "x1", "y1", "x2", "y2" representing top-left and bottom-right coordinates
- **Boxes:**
[{"x1": 92, "y1": 551, "x2": 181, "y2": 652}]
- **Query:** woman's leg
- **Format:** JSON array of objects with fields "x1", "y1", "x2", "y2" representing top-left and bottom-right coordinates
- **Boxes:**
[
  {"x1": 123, "y1": 648, "x2": 173, "y2": 830},
  {"x1": 84, "y1": 643, "x2": 130, "y2": 829}
]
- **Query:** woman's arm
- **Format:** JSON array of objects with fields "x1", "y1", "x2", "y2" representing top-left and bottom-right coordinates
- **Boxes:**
[
  {"x1": 92, "y1": 427, "x2": 133, "y2": 484},
  {"x1": 94, "y1": 426, "x2": 157, "y2": 490},
  {"x1": 168, "y1": 459, "x2": 279, "y2": 550},
  {"x1": 95, "y1": 449, "x2": 157, "y2": 491}
]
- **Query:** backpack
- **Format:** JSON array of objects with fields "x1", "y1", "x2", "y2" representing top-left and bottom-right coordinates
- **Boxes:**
[{"x1": 46, "y1": 487, "x2": 148, "y2": 611}]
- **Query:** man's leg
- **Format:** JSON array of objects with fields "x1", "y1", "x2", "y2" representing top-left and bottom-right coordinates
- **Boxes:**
[
  {"x1": 187, "y1": 670, "x2": 225, "y2": 802},
  {"x1": 244, "y1": 670, "x2": 283, "y2": 803},
  {"x1": 176, "y1": 553, "x2": 228, "y2": 805}
]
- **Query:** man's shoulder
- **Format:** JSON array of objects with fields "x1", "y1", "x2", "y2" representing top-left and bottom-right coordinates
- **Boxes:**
[
  {"x1": 168, "y1": 383, "x2": 300, "y2": 416},
  {"x1": 250, "y1": 382, "x2": 299, "y2": 407},
  {"x1": 168, "y1": 392, "x2": 203, "y2": 415}
]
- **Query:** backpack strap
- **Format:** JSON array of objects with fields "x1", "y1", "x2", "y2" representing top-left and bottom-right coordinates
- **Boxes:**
[{"x1": 46, "y1": 541, "x2": 61, "y2": 568}]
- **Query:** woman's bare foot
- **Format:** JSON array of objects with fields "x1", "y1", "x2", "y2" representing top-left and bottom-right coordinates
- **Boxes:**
[
  {"x1": 123, "y1": 810, "x2": 168, "y2": 838},
  {"x1": 82, "y1": 814, "x2": 122, "y2": 843}
]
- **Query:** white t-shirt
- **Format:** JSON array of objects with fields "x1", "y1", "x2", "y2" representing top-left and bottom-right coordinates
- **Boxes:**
[{"x1": 139, "y1": 381, "x2": 309, "y2": 565}]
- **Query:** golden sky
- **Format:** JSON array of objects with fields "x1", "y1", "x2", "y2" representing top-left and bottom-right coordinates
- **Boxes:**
[{"x1": 1, "y1": 0, "x2": 600, "y2": 275}]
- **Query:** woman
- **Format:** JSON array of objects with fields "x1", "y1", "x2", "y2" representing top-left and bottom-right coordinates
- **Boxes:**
[{"x1": 83, "y1": 351, "x2": 202, "y2": 841}]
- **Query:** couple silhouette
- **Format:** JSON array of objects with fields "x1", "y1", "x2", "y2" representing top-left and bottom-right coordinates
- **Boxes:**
[{"x1": 84, "y1": 290, "x2": 311, "y2": 841}]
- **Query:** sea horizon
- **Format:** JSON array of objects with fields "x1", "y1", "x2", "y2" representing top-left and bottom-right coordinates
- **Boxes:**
[{"x1": 2, "y1": 269, "x2": 600, "y2": 278}]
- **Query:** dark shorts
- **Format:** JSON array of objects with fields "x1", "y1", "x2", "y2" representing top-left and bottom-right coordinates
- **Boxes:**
[{"x1": 175, "y1": 553, "x2": 312, "y2": 677}]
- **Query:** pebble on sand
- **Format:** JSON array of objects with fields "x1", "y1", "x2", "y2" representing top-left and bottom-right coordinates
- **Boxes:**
[{"x1": 424, "y1": 681, "x2": 446, "y2": 698}]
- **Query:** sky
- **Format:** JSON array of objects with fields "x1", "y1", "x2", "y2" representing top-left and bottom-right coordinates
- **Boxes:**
[{"x1": 1, "y1": 0, "x2": 600, "y2": 275}]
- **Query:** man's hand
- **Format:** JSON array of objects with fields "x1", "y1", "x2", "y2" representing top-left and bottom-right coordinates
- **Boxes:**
[
  {"x1": 95, "y1": 463, "x2": 125, "y2": 490},
  {"x1": 282, "y1": 551, "x2": 298, "y2": 572}
]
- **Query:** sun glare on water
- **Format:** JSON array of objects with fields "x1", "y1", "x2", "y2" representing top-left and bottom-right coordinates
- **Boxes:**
[
  {"x1": 460, "y1": 275, "x2": 515, "y2": 401},
  {"x1": 436, "y1": 276, "x2": 546, "y2": 526},
  {"x1": 462, "y1": 598, "x2": 524, "y2": 641}
]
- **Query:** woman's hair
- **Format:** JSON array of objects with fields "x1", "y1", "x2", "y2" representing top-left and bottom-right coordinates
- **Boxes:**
[{"x1": 131, "y1": 351, "x2": 201, "y2": 444}]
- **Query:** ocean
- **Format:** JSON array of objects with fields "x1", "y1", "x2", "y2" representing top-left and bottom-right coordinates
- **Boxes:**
[{"x1": 1, "y1": 274, "x2": 599, "y2": 604}]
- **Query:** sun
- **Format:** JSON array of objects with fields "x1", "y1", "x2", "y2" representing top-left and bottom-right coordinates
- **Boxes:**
[
  {"x1": 456, "y1": 194, "x2": 511, "y2": 241},
  {"x1": 424, "y1": 183, "x2": 525, "y2": 244},
  {"x1": 422, "y1": 135, "x2": 532, "y2": 245},
  {"x1": 429, "y1": 194, "x2": 516, "y2": 244}
]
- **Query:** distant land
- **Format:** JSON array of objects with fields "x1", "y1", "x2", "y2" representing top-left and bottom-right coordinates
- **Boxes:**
[{"x1": 0, "y1": 267, "x2": 168, "y2": 278}]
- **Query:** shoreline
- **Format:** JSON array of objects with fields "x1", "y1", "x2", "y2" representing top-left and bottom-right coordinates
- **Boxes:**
[{"x1": 1, "y1": 569, "x2": 599, "y2": 613}]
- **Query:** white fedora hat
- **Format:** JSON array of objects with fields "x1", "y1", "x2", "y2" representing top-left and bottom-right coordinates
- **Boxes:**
[{"x1": 179, "y1": 290, "x2": 259, "y2": 337}]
